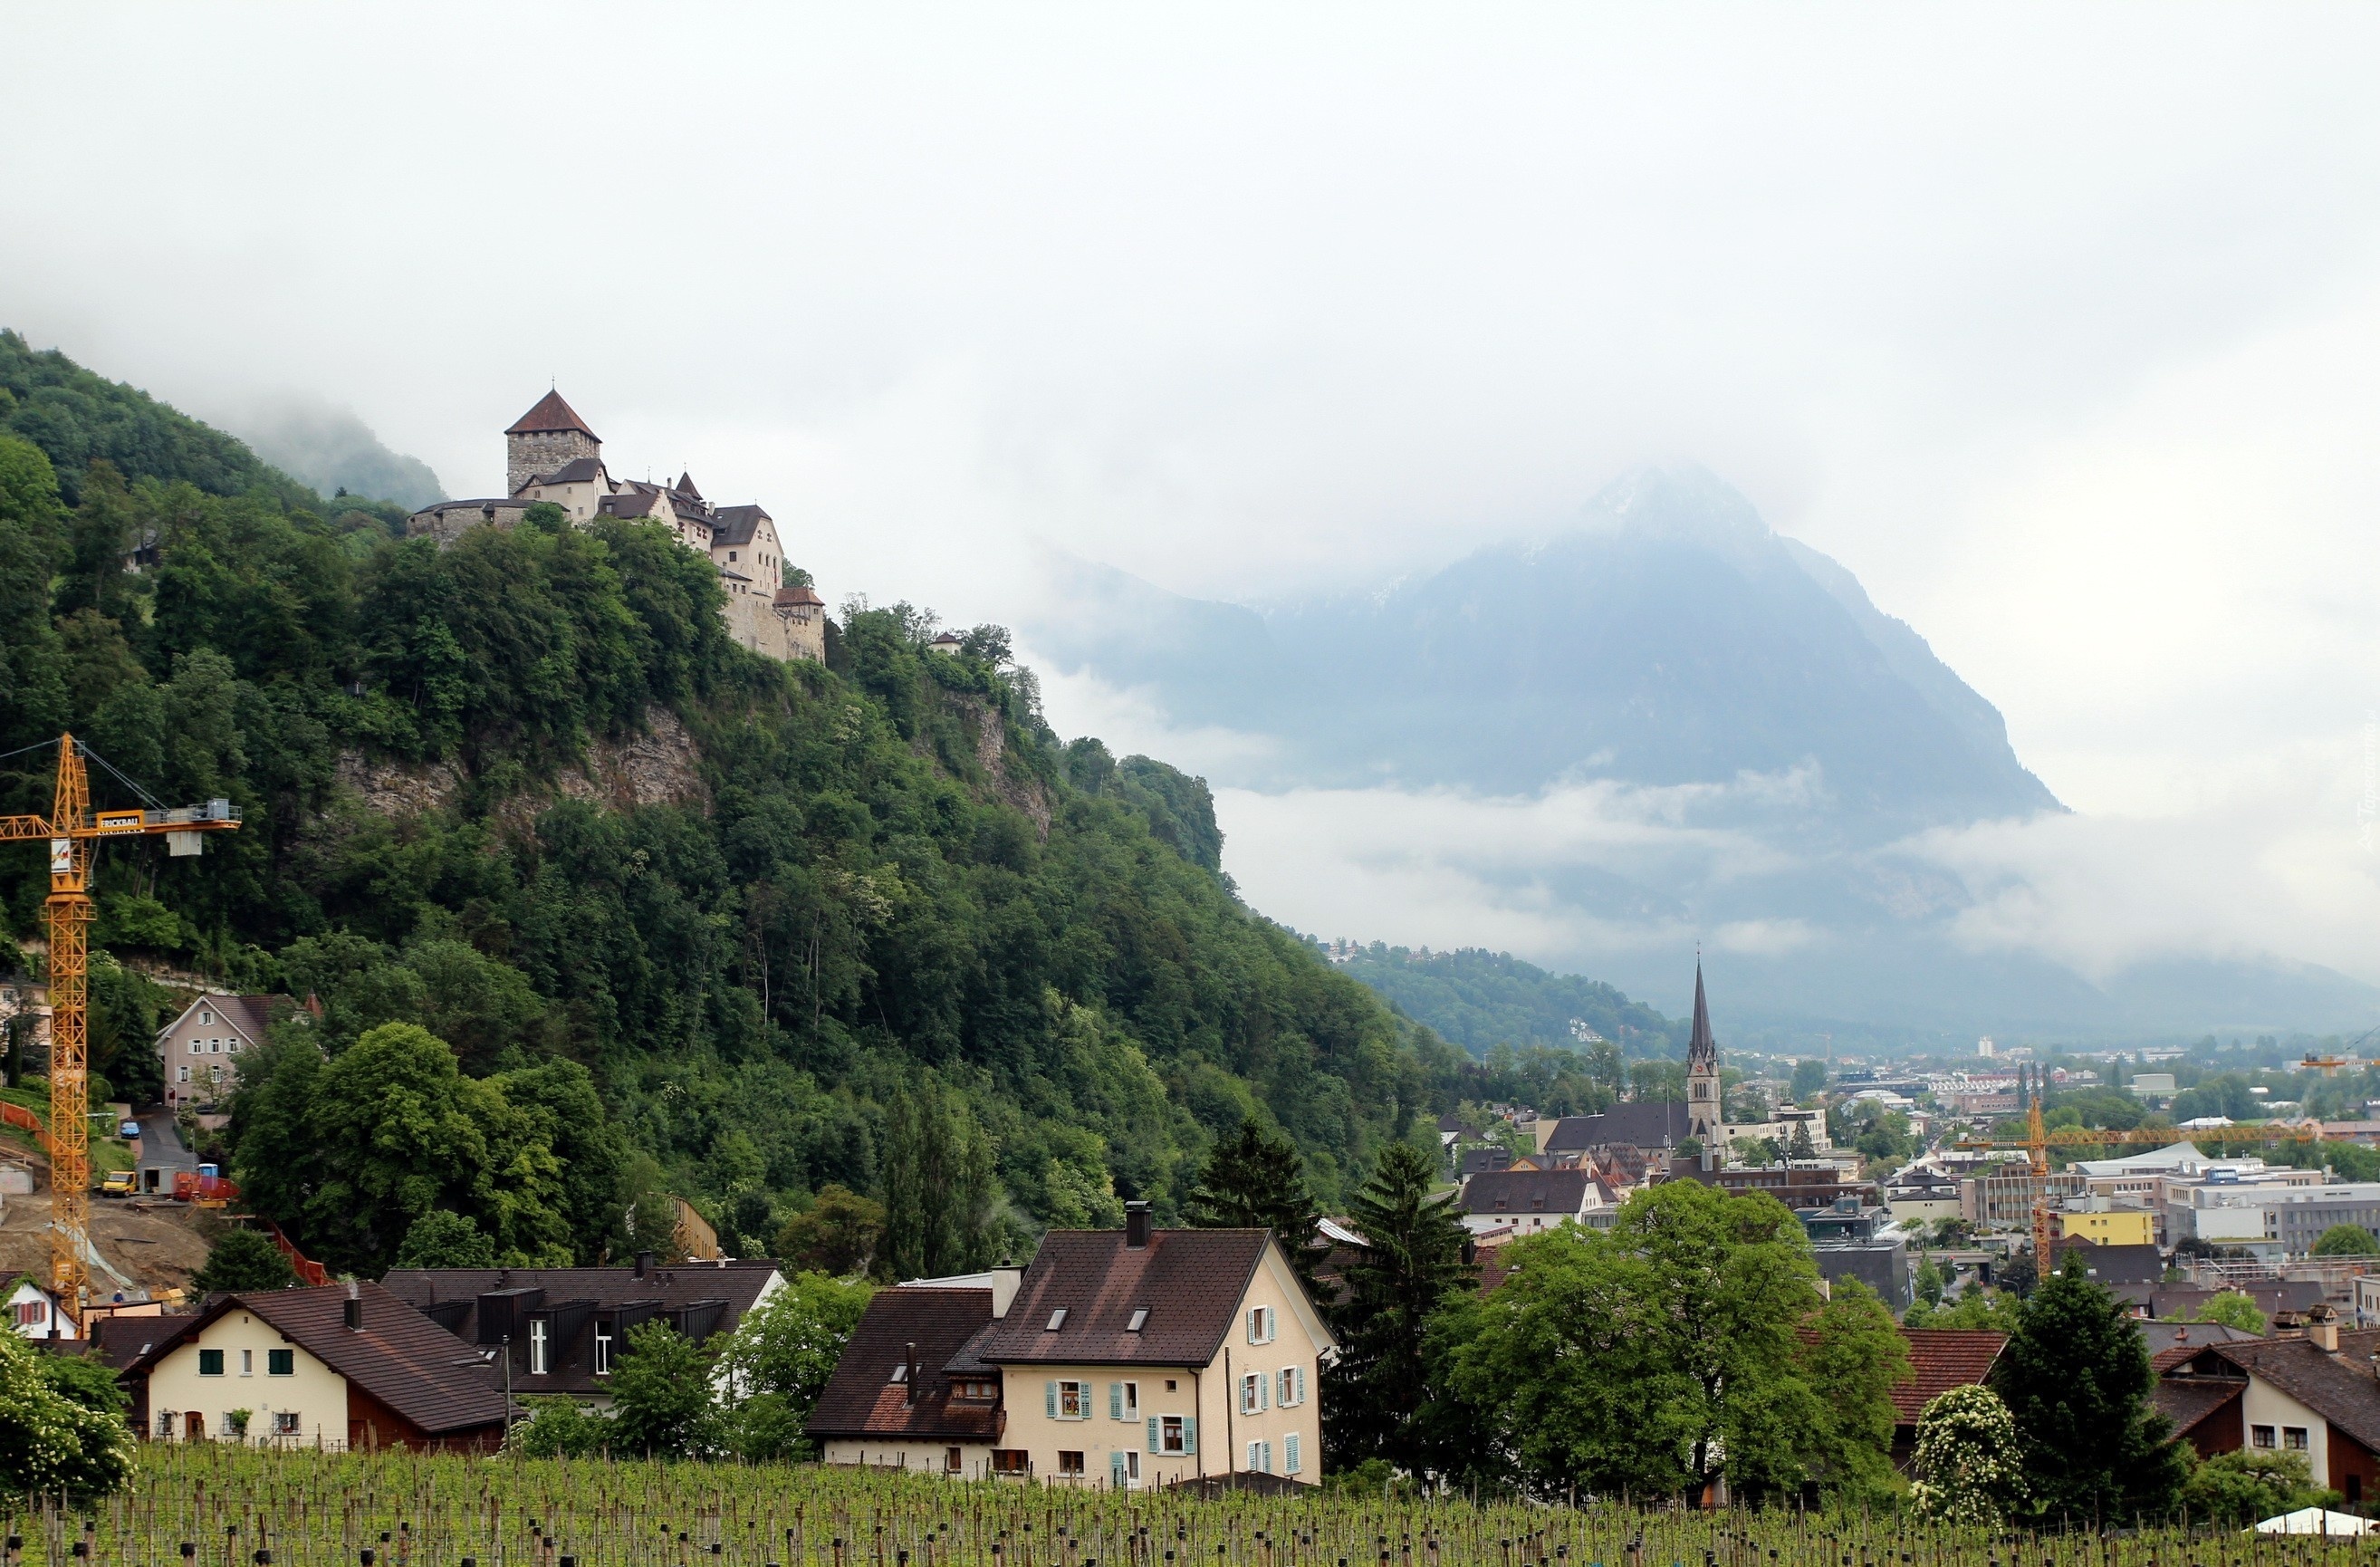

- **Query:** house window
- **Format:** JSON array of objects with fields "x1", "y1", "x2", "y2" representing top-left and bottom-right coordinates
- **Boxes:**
[
  {"x1": 268, "y1": 1351, "x2": 293, "y2": 1376},
  {"x1": 1119, "y1": 1380, "x2": 1139, "y2": 1418},
  {"x1": 178, "y1": 1066, "x2": 189, "y2": 1084},
  {"x1": 1246, "y1": 1439, "x2": 1272, "y2": 1473},
  {"x1": 1240, "y1": 1372, "x2": 1265, "y2": 1414},
  {"x1": 1127, "y1": 1307, "x2": 1148, "y2": 1332},
  {"x1": 240, "y1": 1349, "x2": 253, "y2": 1376},
  {"x1": 2285, "y1": 1428, "x2": 2310, "y2": 1450},
  {"x1": 157, "y1": 1409, "x2": 177, "y2": 1438},
  {"x1": 273, "y1": 1412, "x2": 301, "y2": 1436},
  {"x1": 14, "y1": 1301, "x2": 44, "y2": 1328},
  {"x1": 1054, "y1": 1380, "x2": 1088, "y2": 1418},
  {"x1": 198, "y1": 1349, "x2": 225, "y2": 1377},
  {"x1": 199, "y1": 1010, "x2": 212, "y2": 1025},
  {"x1": 889, "y1": 1363, "x2": 907, "y2": 1383},
  {"x1": 2253, "y1": 1426, "x2": 2277, "y2": 1448},
  {"x1": 945, "y1": 1447, "x2": 963, "y2": 1474},
  {"x1": 530, "y1": 1319, "x2": 549, "y2": 1376},
  {"x1": 1285, "y1": 1432, "x2": 1302, "y2": 1474},
  {"x1": 990, "y1": 1449, "x2": 1030, "y2": 1474},
  {"x1": 1159, "y1": 1415, "x2": 1188, "y2": 1454},
  {"x1": 1247, "y1": 1305, "x2": 1275, "y2": 1344},
  {"x1": 219, "y1": 1411, "x2": 240, "y2": 1437},
  {"x1": 1045, "y1": 1308, "x2": 1068, "y2": 1331},
  {"x1": 1276, "y1": 1366, "x2": 1305, "y2": 1406},
  {"x1": 1057, "y1": 1450, "x2": 1086, "y2": 1476},
  {"x1": 594, "y1": 1327, "x2": 612, "y2": 1376}
]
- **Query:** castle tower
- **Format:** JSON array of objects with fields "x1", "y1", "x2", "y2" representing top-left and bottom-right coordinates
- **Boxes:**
[
  {"x1": 1684, "y1": 961, "x2": 1721, "y2": 1146},
  {"x1": 505, "y1": 390, "x2": 601, "y2": 496}
]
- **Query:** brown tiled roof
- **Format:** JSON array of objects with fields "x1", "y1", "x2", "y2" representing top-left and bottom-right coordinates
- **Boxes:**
[
  {"x1": 976, "y1": 1229, "x2": 1281, "y2": 1367},
  {"x1": 2154, "y1": 1375, "x2": 2245, "y2": 1439},
  {"x1": 1459, "y1": 1169, "x2": 1593, "y2": 1216},
  {"x1": 122, "y1": 1284, "x2": 504, "y2": 1437},
  {"x1": 776, "y1": 585, "x2": 824, "y2": 607},
  {"x1": 1543, "y1": 1102, "x2": 1693, "y2": 1154},
  {"x1": 2200, "y1": 1329, "x2": 2380, "y2": 1452},
  {"x1": 1892, "y1": 1330, "x2": 2008, "y2": 1426},
  {"x1": 506, "y1": 391, "x2": 599, "y2": 439},
  {"x1": 807, "y1": 1288, "x2": 1002, "y2": 1442}
]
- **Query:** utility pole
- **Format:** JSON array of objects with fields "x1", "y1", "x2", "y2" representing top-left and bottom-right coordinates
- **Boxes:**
[{"x1": 0, "y1": 735, "x2": 239, "y2": 1323}]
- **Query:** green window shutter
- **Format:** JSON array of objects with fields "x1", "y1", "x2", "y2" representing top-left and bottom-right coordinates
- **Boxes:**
[
  {"x1": 1286, "y1": 1432, "x2": 1301, "y2": 1474},
  {"x1": 1046, "y1": 1381, "x2": 1058, "y2": 1419},
  {"x1": 1111, "y1": 1450, "x2": 1127, "y2": 1487},
  {"x1": 1109, "y1": 1381, "x2": 1121, "y2": 1419},
  {"x1": 1147, "y1": 1416, "x2": 1159, "y2": 1454},
  {"x1": 1183, "y1": 1416, "x2": 1197, "y2": 1455},
  {"x1": 1263, "y1": 1439, "x2": 1272, "y2": 1473},
  {"x1": 1296, "y1": 1365, "x2": 1306, "y2": 1404}
]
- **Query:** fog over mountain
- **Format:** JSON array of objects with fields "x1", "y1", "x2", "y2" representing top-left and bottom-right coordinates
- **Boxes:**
[
  {"x1": 223, "y1": 398, "x2": 445, "y2": 511},
  {"x1": 1028, "y1": 467, "x2": 2377, "y2": 1042}
]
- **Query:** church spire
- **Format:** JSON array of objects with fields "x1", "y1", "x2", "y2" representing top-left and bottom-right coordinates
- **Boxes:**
[{"x1": 1686, "y1": 961, "x2": 1717, "y2": 1073}]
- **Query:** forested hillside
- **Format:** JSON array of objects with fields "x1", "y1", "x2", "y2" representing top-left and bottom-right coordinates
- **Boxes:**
[
  {"x1": 0, "y1": 337, "x2": 1464, "y2": 1279},
  {"x1": 1338, "y1": 944, "x2": 1680, "y2": 1056}
]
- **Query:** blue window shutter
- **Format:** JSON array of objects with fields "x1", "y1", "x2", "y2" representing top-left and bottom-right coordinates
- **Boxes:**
[
  {"x1": 1111, "y1": 1450, "x2": 1127, "y2": 1487},
  {"x1": 1297, "y1": 1365, "x2": 1307, "y2": 1404},
  {"x1": 1183, "y1": 1416, "x2": 1197, "y2": 1455},
  {"x1": 1147, "y1": 1416, "x2": 1159, "y2": 1453},
  {"x1": 1286, "y1": 1432, "x2": 1301, "y2": 1474},
  {"x1": 1109, "y1": 1382, "x2": 1121, "y2": 1419},
  {"x1": 1263, "y1": 1440, "x2": 1273, "y2": 1473},
  {"x1": 1259, "y1": 1373, "x2": 1269, "y2": 1410},
  {"x1": 1046, "y1": 1380, "x2": 1058, "y2": 1419}
]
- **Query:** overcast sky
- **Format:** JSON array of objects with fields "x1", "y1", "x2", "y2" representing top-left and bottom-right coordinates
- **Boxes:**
[{"x1": 10, "y1": 5, "x2": 2380, "y2": 1002}]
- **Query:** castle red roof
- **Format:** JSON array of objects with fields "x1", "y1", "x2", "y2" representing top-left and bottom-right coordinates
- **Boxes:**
[{"x1": 506, "y1": 390, "x2": 600, "y2": 440}]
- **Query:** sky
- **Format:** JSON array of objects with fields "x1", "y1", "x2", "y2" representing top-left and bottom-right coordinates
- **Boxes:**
[{"x1": 8, "y1": 5, "x2": 2380, "y2": 1016}]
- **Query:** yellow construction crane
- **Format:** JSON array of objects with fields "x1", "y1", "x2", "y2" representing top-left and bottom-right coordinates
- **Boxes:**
[
  {"x1": 0, "y1": 735, "x2": 237, "y2": 1323},
  {"x1": 1955, "y1": 1071, "x2": 2331, "y2": 1269}
]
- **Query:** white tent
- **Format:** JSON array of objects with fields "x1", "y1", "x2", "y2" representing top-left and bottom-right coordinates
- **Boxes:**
[{"x1": 2251, "y1": 1509, "x2": 2373, "y2": 1536}]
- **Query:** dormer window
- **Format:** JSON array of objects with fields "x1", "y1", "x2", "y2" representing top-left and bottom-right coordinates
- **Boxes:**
[
  {"x1": 1128, "y1": 1308, "x2": 1148, "y2": 1332},
  {"x1": 889, "y1": 1364, "x2": 907, "y2": 1383},
  {"x1": 1045, "y1": 1308, "x2": 1068, "y2": 1331}
]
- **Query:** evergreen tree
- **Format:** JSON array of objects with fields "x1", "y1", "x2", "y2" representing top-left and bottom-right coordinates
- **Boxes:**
[
  {"x1": 878, "y1": 1072, "x2": 999, "y2": 1280},
  {"x1": 191, "y1": 1228, "x2": 296, "y2": 1293},
  {"x1": 1788, "y1": 1119, "x2": 1816, "y2": 1159},
  {"x1": 1186, "y1": 1117, "x2": 1324, "y2": 1299},
  {"x1": 1995, "y1": 1256, "x2": 2189, "y2": 1523},
  {"x1": 1325, "y1": 1140, "x2": 1475, "y2": 1473},
  {"x1": 1915, "y1": 1252, "x2": 1944, "y2": 1306}
]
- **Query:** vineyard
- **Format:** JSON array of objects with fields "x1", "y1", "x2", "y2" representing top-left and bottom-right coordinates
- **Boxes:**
[{"x1": 7, "y1": 1452, "x2": 2376, "y2": 1567}]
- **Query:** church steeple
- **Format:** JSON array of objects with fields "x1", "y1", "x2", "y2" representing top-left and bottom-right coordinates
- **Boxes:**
[{"x1": 1685, "y1": 961, "x2": 1721, "y2": 1146}]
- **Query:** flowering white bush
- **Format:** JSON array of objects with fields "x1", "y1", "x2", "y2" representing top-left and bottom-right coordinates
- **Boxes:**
[
  {"x1": 0, "y1": 1327, "x2": 135, "y2": 1499},
  {"x1": 1909, "y1": 1383, "x2": 2028, "y2": 1526}
]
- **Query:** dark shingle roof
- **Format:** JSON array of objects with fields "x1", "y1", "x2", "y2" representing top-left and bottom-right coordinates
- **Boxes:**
[
  {"x1": 381, "y1": 1262, "x2": 776, "y2": 1331},
  {"x1": 2200, "y1": 1329, "x2": 2380, "y2": 1451},
  {"x1": 1459, "y1": 1169, "x2": 1593, "y2": 1216},
  {"x1": 123, "y1": 1284, "x2": 504, "y2": 1437},
  {"x1": 807, "y1": 1288, "x2": 1001, "y2": 1442},
  {"x1": 976, "y1": 1229, "x2": 1283, "y2": 1367},
  {"x1": 524, "y1": 457, "x2": 607, "y2": 487},
  {"x1": 711, "y1": 505, "x2": 772, "y2": 546},
  {"x1": 1543, "y1": 1101, "x2": 1693, "y2": 1154},
  {"x1": 2048, "y1": 1237, "x2": 2164, "y2": 1285},
  {"x1": 2154, "y1": 1374, "x2": 2245, "y2": 1439},
  {"x1": 507, "y1": 390, "x2": 599, "y2": 439}
]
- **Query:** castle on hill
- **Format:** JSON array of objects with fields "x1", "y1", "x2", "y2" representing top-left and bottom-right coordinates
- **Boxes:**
[{"x1": 408, "y1": 391, "x2": 824, "y2": 662}]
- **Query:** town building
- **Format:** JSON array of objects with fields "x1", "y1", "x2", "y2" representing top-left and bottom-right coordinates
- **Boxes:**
[
  {"x1": 807, "y1": 1274, "x2": 1014, "y2": 1475},
  {"x1": 156, "y1": 993, "x2": 280, "y2": 1112},
  {"x1": 408, "y1": 393, "x2": 825, "y2": 664},
  {"x1": 118, "y1": 1283, "x2": 505, "y2": 1451},
  {"x1": 379, "y1": 1257, "x2": 782, "y2": 1410},
  {"x1": 1454, "y1": 1169, "x2": 1618, "y2": 1235},
  {"x1": 1887, "y1": 1330, "x2": 2008, "y2": 1468},
  {"x1": 5, "y1": 1276, "x2": 73, "y2": 1341},
  {"x1": 1884, "y1": 1165, "x2": 1963, "y2": 1224},
  {"x1": 2175, "y1": 1181, "x2": 2380, "y2": 1259},
  {"x1": 2059, "y1": 1206, "x2": 2155, "y2": 1247},
  {"x1": 2155, "y1": 1312, "x2": 2380, "y2": 1505},
  {"x1": 814, "y1": 1204, "x2": 1332, "y2": 1485}
]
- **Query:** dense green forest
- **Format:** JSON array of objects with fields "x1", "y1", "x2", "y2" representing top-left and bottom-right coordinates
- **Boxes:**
[
  {"x1": 0, "y1": 332, "x2": 1468, "y2": 1276},
  {"x1": 1335, "y1": 943, "x2": 1681, "y2": 1056}
]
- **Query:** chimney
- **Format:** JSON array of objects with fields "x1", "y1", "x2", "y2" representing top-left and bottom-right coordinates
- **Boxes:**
[
  {"x1": 344, "y1": 1281, "x2": 362, "y2": 1332},
  {"x1": 2312, "y1": 1305, "x2": 2341, "y2": 1354},
  {"x1": 635, "y1": 1251, "x2": 656, "y2": 1279},
  {"x1": 905, "y1": 1341, "x2": 919, "y2": 1406},
  {"x1": 1124, "y1": 1201, "x2": 1150, "y2": 1249}
]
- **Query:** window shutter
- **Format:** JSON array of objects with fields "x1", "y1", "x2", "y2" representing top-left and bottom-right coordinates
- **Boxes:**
[
  {"x1": 1046, "y1": 1381, "x2": 1058, "y2": 1419},
  {"x1": 1182, "y1": 1416, "x2": 1197, "y2": 1455},
  {"x1": 1111, "y1": 1450, "x2": 1128, "y2": 1488},
  {"x1": 1109, "y1": 1382, "x2": 1122, "y2": 1420},
  {"x1": 1147, "y1": 1416, "x2": 1159, "y2": 1454},
  {"x1": 1296, "y1": 1365, "x2": 1307, "y2": 1404},
  {"x1": 1259, "y1": 1373, "x2": 1269, "y2": 1410},
  {"x1": 1263, "y1": 1440, "x2": 1273, "y2": 1473},
  {"x1": 1286, "y1": 1433, "x2": 1301, "y2": 1474}
]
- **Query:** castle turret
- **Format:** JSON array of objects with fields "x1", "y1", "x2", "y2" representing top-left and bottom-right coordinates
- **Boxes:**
[
  {"x1": 1684, "y1": 962, "x2": 1721, "y2": 1146},
  {"x1": 506, "y1": 390, "x2": 601, "y2": 496}
]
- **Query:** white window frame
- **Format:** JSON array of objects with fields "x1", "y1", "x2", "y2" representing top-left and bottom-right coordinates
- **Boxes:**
[
  {"x1": 1160, "y1": 1415, "x2": 1187, "y2": 1454},
  {"x1": 1122, "y1": 1449, "x2": 1140, "y2": 1482},
  {"x1": 1120, "y1": 1380, "x2": 1139, "y2": 1418},
  {"x1": 1058, "y1": 1379, "x2": 1088, "y2": 1419},
  {"x1": 1277, "y1": 1365, "x2": 1305, "y2": 1406},
  {"x1": 1240, "y1": 1371, "x2": 1265, "y2": 1414},
  {"x1": 1247, "y1": 1438, "x2": 1272, "y2": 1473},
  {"x1": 239, "y1": 1349, "x2": 253, "y2": 1376},
  {"x1": 594, "y1": 1327, "x2": 612, "y2": 1377},
  {"x1": 273, "y1": 1411, "x2": 301, "y2": 1436},
  {"x1": 529, "y1": 1319, "x2": 549, "y2": 1376},
  {"x1": 1246, "y1": 1304, "x2": 1275, "y2": 1344}
]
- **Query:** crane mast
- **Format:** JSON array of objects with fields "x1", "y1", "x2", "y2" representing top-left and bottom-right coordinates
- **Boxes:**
[{"x1": 0, "y1": 735, "x2": 239, "y2": 1322}]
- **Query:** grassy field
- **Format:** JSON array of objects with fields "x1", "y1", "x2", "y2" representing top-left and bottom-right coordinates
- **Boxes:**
[{"x1": 7, "y1": 1450, "x2": 2375, "y2": 1567}]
